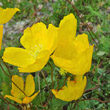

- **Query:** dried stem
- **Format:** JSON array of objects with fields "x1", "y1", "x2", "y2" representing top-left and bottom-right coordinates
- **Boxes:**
[
  {"x1": 0, "y1": 64, "x2": 27, "y2": 96},
  {"x1": 85, "y1": 85, "x2": 100, "y2": 93},
  {"x1": 81, "y1": 98, "x2": 110, "y2": 103},
  {"x1": 0, "y1": 96, "x2": 19, "y2": 109}
]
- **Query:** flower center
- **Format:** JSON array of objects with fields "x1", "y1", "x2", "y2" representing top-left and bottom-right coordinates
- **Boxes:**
[{"x1": 30, "y1": 44, "x2": 43, "y2": 59}]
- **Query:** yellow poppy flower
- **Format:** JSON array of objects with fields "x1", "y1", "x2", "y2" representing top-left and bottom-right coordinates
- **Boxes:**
[
  {"x1": 52, "y1": 75, "x2": 87, "y2": 101},
  {"x1": 0, "y1": 7, "x2": 19, "y2": 50},
  {"x1": 51, "y1": 13, "x2": 93, "y2": 75},
  {"x1": 4, "y1": 74, "x2": 40, "y2": 104},
  {"x1": 2, "y1": 22, "x2": 58, "y2": 72}
]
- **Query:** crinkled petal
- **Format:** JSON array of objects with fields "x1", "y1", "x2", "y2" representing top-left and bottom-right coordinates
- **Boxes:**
[
  {"x1": 73, "y1": 33, "x2": 89, "y2": 53},
  {"x1": 59, "y1": 13, "x2": 77, "y2": 41},
  {"x1": 2, "y1": 47, "x2": 36, "y2": 67},
  {"x1": 51, "y1": 37, "x2": 76, "y2": 60},
  {"x1": 52, "y1": 13, "x2": 77, "y2": 59},
  {"x1": 18, "y1": 51, "x2": 50, "y2": 72},
  {"x1": 20, "y1": 22, "x2": 47, "y2": 50},
  {"x1": 0, "y1": 8, "x2": 19, "y2": 24},
  {"x1": 51, "y1": 33, "x2": 93, "y2": 75},
  {"x1": 64, "y1": 45, "x2": 94, "y2": 75},
  {"x1": 0, "y1": 25, "x2": 3, "y2": 50},
  {"x1": 52, "y1": 76, "x2": 87, "y2": 101},
  {"x1": 23, "y1": 90, "x2": 40, "y2": 104},
  {"x1": 24, "y1": 74, "x2": 35, "y2": 96},
  {"x1": 44, "y1": 24, "x2": 58, "y2": 54},
  {"x1": 11, "y1": 75, "x2": 25, "y2": 99},
  {"x1": 51, "y1": 55, "x2": 74, "y2": 69},
  {"x1": 20, "y1": 23, "x2": 58, "y2": 54},
  {"x1": 4, "y1": 95, "x2": 22, "y2": 104}
]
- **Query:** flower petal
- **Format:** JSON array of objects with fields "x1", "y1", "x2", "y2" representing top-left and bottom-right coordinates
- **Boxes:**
[
  {"x1": 73, "y1": 33, "x2": 89, "y2": 54},
  {"x1": 4, "y1": 95, "x2": 22, "y2": 104},
  {"x1": 24, "y1": 75, "x2": 35, "y2": 96},
  {"x1": 23, "y1": 90, "x2": 40, "y2": 104},
  {"x1": 20, "y1": 22, "x2": 58, "y2": 54},
  {"x1": 51, "y1": 31, "x2": 93, "y2": 75},
  {"x1": 2, "y1": 47, "x2": 36, "y2": 67},
  {"x1": 65, "y1": 45, "x2": 94, "y2": 75},
  {"x1": 18, "y1": 50, "x2": 49, "y2": 72},
  {"x1": 51, "y1": 55, "x2": 74, "y2": 69},
  {"x1": 11, "y1": 75, "x2": 25, "y2": 99},
  {"x1": 0, "y1": 8, "x2": 19, "y2": 24},
  {"x1": 59, "y1": 13, "x2": 77, "y2": 41},
  {"x1": 20, "y1": 22, "x2": 47, "y2": 50},
  {"x1": 52, "y1": 76, "x2": 87, "y2": 101},
  {"x1": 44, "y1": 24, "x2": 58, "y2": 54},
  {"x1": 0, "y1": 25, "x2": 3, "y2": 50},
  {"x1": 52, "y1": 14, "x2": 77, "y2": 59}
]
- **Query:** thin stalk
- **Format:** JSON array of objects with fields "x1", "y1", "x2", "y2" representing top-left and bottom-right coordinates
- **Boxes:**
[
  {"x1": 0, "y1": 64, "x2": 11, "y2": 78},
  {"x1": 0, "y1": 96, "x2": 19, "y2": 109},
  {"x1": 48, "y1": 62, "x2": 54, "y2": 89},
  {"x1": 0, "y1": 64, "x2": 27, "y2": 96},
  {"x1": 3, "y1": 61, "x2": 12, "y2": 77},
  {"x1": 63, "y1": 77, "x2": 67, "y2": 87},
  {"x1": 38, "y1": 73, "x2": 42, "y2": 106},
  {"x1": 41, "y1": 71, "x2": 50, "y2": 92},
  {"x1": 0, "y1": 57, "x2": 12, "y2": 77}
]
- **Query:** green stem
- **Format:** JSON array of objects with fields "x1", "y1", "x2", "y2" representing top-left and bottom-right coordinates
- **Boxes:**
[
  {"x1": 41, "y1": 71, "x2": 50, "y2": 91},
  {"x1": 48, "y1": 62, "x2": 54, "y2": 89}
]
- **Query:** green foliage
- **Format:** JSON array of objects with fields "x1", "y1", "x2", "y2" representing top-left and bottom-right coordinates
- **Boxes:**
[{"x1": 0, "y1": 0, "x2": 110, "y2": 109}]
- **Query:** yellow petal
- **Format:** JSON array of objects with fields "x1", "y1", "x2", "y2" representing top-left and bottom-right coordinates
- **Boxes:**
[
  {"x1": 44, "y1": 24, "x2": 58, "y2": 54},
  {"x1": 4, "y1": 95, "x2": 22, "y2": 104},
  {"x1": 52, "y1": 14, "x2": 77, "y2": 60},
  {"x1": 52, "y1": 32, "x2": 93, "y2": 75},
  {"x1": 0, "y1": 25, "x2": 3, "y2": 50},
  {"x1": 23, "y1": 90, "x2": 40, "y2": 104},
  {"x1": 20, "y1": 22, "x2": 58, "y2": 54},
  {"x1": 52, "y1": 76, "x2": 87, "y2": 101},
  {"x1": 24, "y1": 75, "x2": 35, "y2": 96},
  {"x1": 18, "y1": 51, "x2": 50, "y2": 72},
  {"x1": 51, "y1": 55, "x2": 74, "y2": 69},
  {"x1": 59, "y1": 13, "x2": 77, "y2": 41},
  {"x1": 20, "y1": 22, "x2": 47, "y2": 50},
  {"x1": 11, "y1": 75, "x2": 25, "y2": 99},
  {"x1": 0, "y1": 8, "x2": 19, "y2": 24},
  {"x1": 2, "y1": 47, "x2": 36, "y2": 67},
  {"x1": 65, "y1": 45, "x2": 94, "y2": 75},
  {"x1": 73, "y1": 33, "x2": 89, "y2": 54}
]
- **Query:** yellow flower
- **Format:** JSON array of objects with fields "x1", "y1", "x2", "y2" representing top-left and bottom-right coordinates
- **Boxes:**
[
  {"x1": 51, "y1": 13, "x2": 93, "y2": 75},
  {"x1": 0, "y1": 7, "x2": 19, "y2": 50},
  {"x1": 2, "y1": 22, "x2": 58, "y2": 72},
  {"x1": 52, "y1": 75, "x2": 87, "y2": 101},
  {"x1": 4, "y1": 74, "x2": 40, "y2": 104}
]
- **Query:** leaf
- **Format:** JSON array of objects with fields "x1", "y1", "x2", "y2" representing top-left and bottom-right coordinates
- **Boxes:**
[{"x1": 97, "y1": 51, "x2": 105, "y2": 56}]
